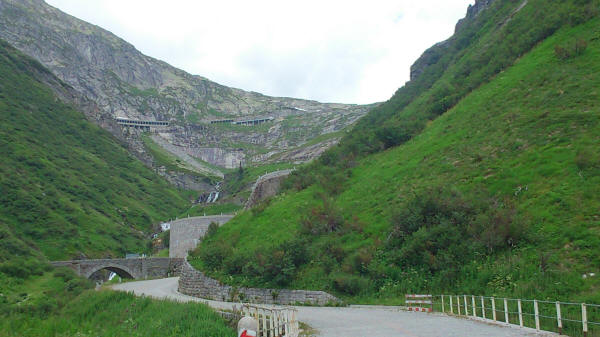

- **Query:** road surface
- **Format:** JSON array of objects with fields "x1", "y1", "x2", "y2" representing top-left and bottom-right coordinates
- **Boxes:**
[{"x1": 112, "y1": 277, "x2": 559, "y2": 337}]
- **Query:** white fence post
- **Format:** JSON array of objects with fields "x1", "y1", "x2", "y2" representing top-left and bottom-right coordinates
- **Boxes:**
[
  {"x1": 280, "y1": 310, "x2": 284, "y2": 336},
  {"x1": 504, "y1": 298, "x2": 509, "y2": 324},
  {"x1": 518, "y1": 299, "x2": 523, "y2": 327},
  {"x1": 441, "y1": 295, "x2": 445, "y2": 313},
  {"x1": 293, "y1": 310, "x2": 298, "y2": 335},
  {"x1": 284, "y1": 310, "x2": 289, "y2": 336},
  {"x1": 450, "y1": 295, "x2": 454, "y2": 314},
  {"x1": 492, "y1": 297, "x2": 497, "y2": 321},
  {"x1": 263, "y1": 309, "x2": 267, "y2": 337},
  {"x1": 582, "y1": 303, "x2": 588, "y2": 337},
  {"x1": 481, "y1": 296, "x2": 486, "y2": 319},
  {"x1": 556, "y1": 301, "x2": 563, "y2": 335},
  {"x1": 472, "y1": 295, "x2": 476, "y2": 317},
  {"x1": 256, "y1": 309, "x2": 261, "y2": 337},
  {"x1": 464, "y1": 295, "x2": 468, "y2": 315},
  {"x1": 276, "y1": 310, "x2": 281, "y2": 336},
  {"x1": 270, "y1": 310, "x2": 274, "y2": 337},
  {"x1": 534, "y1": 300, "x2": 540, "y2": 330},
  {"x1": 457, "y1": 296, "x2": 461, "y2": 315}
]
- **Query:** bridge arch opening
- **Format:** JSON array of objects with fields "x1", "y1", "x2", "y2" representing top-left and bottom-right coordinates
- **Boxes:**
[{"x1": 88, "y1": 266, "x2": 135, "y2": 280}]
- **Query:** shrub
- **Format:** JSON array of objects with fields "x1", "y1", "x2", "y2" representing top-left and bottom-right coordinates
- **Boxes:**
[
  {"x1": 205, "y1": 222, "x2": 219, "y2": 239},
  {"x1": 199, "y1": 240, "x2": 232, "y2": 270},
  {"x1": 385, "y1": 189, "x2": 525, "y2": 274},
  {"x1": 251, "y1": 197, "x2": 272, "y2": 216},
  {"x1": 224, "y1": 253, "x2": 246, "y2": 275},
  {"x1": 575, "y1": 147, "x2": 600, "y2": 171},
  {"x1": 159, "y1": 230, "x2": 170, "y2": 248},
  {"x1": 333, "y1": 274, "x2": 370, "y2": 295},
  {"x1": 554, "y1": 38, "x2": 588, "y2": 60},
  {"x1": 351, "y1": 248, "x2": 373, "y2": 275},
  {"x1": 53, "y1": 267, "x2": 76, "y2": 281},
  {"x1": 300, "y1": 198, "x2": 345, "y2": 235},
  {"x1": 264, "y1": 250, "x2": 295, "y2": 286}
]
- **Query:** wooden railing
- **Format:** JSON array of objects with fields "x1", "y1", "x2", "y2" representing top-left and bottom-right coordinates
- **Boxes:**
[{"x1": 233, "y1": 304, "x2": 299, "y2": 337}]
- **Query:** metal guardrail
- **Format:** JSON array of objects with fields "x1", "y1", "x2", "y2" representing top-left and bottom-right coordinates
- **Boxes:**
[
  {"x1": 432, "y1": 295, "x2": 600, "y2": 336},
  {"x1": 233, "y1": 304, "x2": 299, "y2": 337}
]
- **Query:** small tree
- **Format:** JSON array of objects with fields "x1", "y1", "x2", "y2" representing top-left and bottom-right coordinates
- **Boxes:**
[{"x1": 237, "y1": 161, "x2": 244, "y2": 179}]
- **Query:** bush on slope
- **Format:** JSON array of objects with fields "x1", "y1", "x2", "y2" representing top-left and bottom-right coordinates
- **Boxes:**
[{"x1": 191, "y1": 17, "x2": 600, "y2": 304}]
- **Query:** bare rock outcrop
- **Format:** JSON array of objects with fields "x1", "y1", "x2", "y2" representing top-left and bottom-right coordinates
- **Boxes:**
[
  {"x1": 0, "y1": 0, "x2": 373, "y2": 173},
  {"x1": 245, "y1": 170, "x2": 294, "y2": 209},
  {"x1": 410, "y1": 0, "x2": 496, "y2": 81}
]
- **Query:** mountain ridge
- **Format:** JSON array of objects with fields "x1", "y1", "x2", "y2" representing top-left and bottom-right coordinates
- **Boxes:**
[
  {"x1": 0, "y1": 38, "x2": 193, "y2": 260},
  {"x1": 0, "y1": 0, "x2": 372, "y2": 184}
]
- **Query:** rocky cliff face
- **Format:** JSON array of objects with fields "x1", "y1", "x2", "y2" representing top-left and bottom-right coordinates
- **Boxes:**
[
  {"x1": 455, "y1": 0, "x2": 496, "y2": 32},
  {"x1": 0, "y1": 0, "x2": 372, "y2": 177},
  {"x1": 410, "y1": 0, "x2": 496, "y2": 81}
]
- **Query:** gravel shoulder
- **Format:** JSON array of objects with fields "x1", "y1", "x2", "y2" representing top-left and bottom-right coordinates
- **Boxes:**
[{"x1": 111, "y1": 277, "x2": 560, "y2": 337}]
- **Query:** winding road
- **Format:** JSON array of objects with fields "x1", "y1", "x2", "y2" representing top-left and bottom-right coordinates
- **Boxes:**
[{"x1": 112, "y1": 277, "x2": 560, "y2": 337}]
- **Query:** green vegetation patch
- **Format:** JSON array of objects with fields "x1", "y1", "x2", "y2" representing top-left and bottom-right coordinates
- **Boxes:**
[
  {"x1": 1, "y1": 291, "x2": 236, "y2": 337},
  {"x1": 180, "y1": 203, "x2": 243, "y2": 217},
  {"x1": 221, "y1": 162, "x2": 296, "y2": 200},
  {"x1": 0, "y1": 39, "x2": 192, "y2": 259},
  {"x1": 192, "y1": 17, "x2": 600, "y2": 305},
  {"x1": 0, "y1": 274, "x2": 234, "y2": 337}
]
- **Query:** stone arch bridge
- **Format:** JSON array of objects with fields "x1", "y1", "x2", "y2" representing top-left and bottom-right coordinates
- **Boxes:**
[{"x1": 51, "y1": 258, "x2": 184, "y2": 279}]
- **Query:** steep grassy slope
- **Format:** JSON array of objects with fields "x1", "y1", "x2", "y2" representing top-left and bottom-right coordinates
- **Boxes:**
[
  {"x1": 0, "y1": 39, "x2": 234, "y2": 337},
  {"x1": 327, "y1": 0, "x2": 598, "y2": 162},
  {"x1": 0, "y1": 263, "x2": 235, "y2": 336},
  {"x1": 0, "y1": 39, "x2": 193, "y2": 260},
  {"x1": 1, "y1": 288, "x2": 235, "y2": 337},
  {"x1": 191, "y1": 17, "x2": 600, "y2": 304}
]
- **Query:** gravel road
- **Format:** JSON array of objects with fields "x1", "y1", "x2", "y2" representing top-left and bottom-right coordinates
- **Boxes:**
[{"x1": 112, "y1": 277, "x2": 560, "y2": 337}]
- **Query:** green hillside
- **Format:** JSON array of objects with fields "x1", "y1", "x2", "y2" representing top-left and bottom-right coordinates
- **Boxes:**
[
  {"x1": 328, "y1": 0, "x2": 597, "y2": 162},
  {"x1": 0, "y1": 40, "x2": 234, "y2": 336},
  {"x1": 191, "y1": 5, "x2": 600, "y2": 304},
  {"x1": 0, "y1": 40, "x2": 193, "y2": 260}
]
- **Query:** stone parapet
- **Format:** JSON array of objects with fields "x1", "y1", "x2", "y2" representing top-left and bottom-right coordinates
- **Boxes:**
[
  {"x1": 178, "y1": 260, "x2": 340, "y2": 306},
  {"x1": 50, "y1": 257, "x2": 184, "y2": 279}
]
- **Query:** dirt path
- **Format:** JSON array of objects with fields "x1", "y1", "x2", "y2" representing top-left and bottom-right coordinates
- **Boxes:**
[{"x1": 112, "y1": 277, "x2": 559, "y2": 337}]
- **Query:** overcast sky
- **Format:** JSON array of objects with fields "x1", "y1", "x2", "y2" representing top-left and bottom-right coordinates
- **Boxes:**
[{"x1": 46, "y1": 0, "x2": 474, "y2": 104}]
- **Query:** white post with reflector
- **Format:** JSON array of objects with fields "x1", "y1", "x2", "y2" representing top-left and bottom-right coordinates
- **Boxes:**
[{"x1": 238, "y1": 316, "x2": 258, "y2": 337}]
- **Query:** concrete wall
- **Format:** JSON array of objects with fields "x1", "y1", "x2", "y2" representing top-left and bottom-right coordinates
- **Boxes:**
[
  {"x1": 169, "y1": 215, "x2": 234, "y2": 258},
  {"x1": 178, "y1": 260, "x2": 339, "y2": 305}
]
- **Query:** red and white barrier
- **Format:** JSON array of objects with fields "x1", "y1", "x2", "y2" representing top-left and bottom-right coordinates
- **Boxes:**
[
  {"x1": 407, "y1": 307, "x2": 433, "y2": 312},
  {"x1": 405, "y1": 294, "x2": 433, "y2": 313}
]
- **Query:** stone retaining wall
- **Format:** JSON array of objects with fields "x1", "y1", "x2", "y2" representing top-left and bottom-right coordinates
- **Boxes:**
[
  {"x1": 169, "y1": 215, "x2": 234, "y2": 258},
  {"x1": 245, "y1": 169, "x2": 293, "y2": 209},
  {"x1": 178, "y1": 260, "x2": 339, "y2": 305}
]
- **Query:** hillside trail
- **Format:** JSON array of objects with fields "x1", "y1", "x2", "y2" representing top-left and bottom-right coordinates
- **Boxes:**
[{"x1": 112, "y1": 277, "x2": 560, "y2": 337}]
